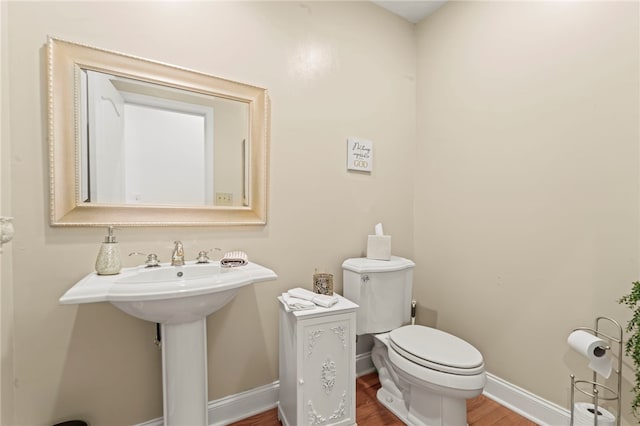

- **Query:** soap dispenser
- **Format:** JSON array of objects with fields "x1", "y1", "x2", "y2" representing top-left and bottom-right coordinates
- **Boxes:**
[{"x1": 95, "y1": 226, "x2": 121, "y2": 275}]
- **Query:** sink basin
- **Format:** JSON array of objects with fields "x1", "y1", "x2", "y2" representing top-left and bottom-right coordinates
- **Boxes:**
[{"x1": 60, "y1": 261, "x2": 278, "y2": 324}]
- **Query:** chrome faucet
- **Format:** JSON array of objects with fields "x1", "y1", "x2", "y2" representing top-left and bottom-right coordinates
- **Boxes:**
[{"x1": 171, "y1": 241, "x2": 185, "y2": 266}]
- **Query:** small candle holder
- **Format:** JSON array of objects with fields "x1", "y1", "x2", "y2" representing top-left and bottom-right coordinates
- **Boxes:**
[{"x1": 313, "y1": 272, "x2": 334, "y2": 296}]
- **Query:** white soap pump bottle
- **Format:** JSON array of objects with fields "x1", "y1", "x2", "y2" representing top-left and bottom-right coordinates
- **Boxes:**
[{"x1": 95, "y1": 226, "x2": 121, "y2": 275}]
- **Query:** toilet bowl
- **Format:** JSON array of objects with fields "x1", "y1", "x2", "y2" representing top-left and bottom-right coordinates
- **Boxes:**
[{"x1": 343, "y1": 257, "x2": 486, "y2": 426}]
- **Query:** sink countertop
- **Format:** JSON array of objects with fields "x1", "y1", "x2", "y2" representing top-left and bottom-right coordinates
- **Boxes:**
[{"x1": 60, "y1": 261, "x2": 278, "y2": 305}]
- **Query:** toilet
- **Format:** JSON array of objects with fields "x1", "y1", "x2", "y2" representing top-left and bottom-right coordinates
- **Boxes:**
[{"x1": 342, "y1": 256, "x2": 486, "y2": 426}]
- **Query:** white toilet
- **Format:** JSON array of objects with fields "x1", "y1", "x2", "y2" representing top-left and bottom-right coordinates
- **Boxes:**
[{"x1": 343, "y1": 256, "x2": 486, "y2": 426}]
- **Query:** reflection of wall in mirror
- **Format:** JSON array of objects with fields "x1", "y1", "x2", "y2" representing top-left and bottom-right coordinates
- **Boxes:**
[
  {"x1": 86, "y1": 69, "x2": 214, "y2": 205},
  {"x1": 83, "y1": 69, "x2": 249, "y2": 207},
  {"x1": 213, "y1": 98, "x2": 249, "y2": 206},
  {"x1": 124, "y1": 105, "x2": 208, "y2": 205}
]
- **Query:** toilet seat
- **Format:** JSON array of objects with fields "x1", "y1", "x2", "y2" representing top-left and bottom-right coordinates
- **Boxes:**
[{"x1": 389, "y1": 325, "x2": 484, "y2": 375}]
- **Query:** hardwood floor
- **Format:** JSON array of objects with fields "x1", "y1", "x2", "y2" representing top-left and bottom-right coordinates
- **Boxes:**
[{"x1": 229, "y1": 372, "x2": 538, "y2": 425}]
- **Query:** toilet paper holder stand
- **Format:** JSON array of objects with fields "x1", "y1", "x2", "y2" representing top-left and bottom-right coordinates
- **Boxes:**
[{"x1": 569, "y1": 316, "x2": 622, "y2": 426}]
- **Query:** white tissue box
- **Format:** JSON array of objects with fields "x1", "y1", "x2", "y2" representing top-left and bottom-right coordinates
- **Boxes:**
[{"x1": 367, "y1": 235, "x2": 391, "y2": 260}]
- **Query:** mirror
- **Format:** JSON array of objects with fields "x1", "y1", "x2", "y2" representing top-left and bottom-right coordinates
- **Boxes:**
[{"x1": 47, "y1": 37, "x2": 269, "y2": 226}]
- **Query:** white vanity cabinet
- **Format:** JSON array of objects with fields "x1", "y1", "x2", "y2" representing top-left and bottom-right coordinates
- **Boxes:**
[{"x1": 278, "y1": 294, "x2": 358, "y2": 426}]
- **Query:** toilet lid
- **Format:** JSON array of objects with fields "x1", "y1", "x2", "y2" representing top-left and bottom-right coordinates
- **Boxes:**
[{"x1": 389, "y1": 325, "x2": 484, "y2": 375}]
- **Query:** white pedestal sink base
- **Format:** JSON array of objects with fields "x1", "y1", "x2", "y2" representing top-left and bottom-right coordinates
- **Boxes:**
[{"x1": 162, "y1": 319, "x2": 208, "y2": 426}]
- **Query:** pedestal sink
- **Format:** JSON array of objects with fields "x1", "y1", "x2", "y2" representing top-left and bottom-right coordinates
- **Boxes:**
[{"x1": 60, "y1": 261, "x2": 277, "y2": 426}]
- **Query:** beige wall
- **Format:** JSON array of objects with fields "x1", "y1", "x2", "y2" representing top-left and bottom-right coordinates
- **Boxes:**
[
  {"x1": 415, "y1": 2, "x2": 639, "y2": 424},
  {"x1": 4, "y1": 1, "x2": 640, "y2": 425},
  {"x1": 4, "y1": 2, "x2": 415, "y2": 425}
]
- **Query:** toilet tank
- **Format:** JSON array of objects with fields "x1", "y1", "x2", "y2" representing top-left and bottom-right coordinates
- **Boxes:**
[{"x1": 342, "y1": 256, "x2": 415, "y2": 335}]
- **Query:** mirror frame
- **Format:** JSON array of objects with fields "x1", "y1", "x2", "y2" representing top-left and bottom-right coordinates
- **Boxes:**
[{"x1": 47, "y1": 36, "x2": 269, "y2": 226}]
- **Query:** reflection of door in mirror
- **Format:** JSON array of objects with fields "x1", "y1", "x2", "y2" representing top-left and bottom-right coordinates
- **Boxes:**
[
  {"x1": 83, "y1": 70, "x2": 126, "y2": 203},
  {"x1": 81, "y1": 69, "x2": 249, "y2": 207}
]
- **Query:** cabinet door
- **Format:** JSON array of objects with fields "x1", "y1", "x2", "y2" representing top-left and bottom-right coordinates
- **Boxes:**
[{"x1": 299, "y1": 313, "x2": 355, "y2": 426}]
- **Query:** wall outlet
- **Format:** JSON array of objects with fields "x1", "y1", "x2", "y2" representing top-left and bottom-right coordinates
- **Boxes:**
[{"x1": 215, "y1": 192, "x2": 233, "y2": 206}]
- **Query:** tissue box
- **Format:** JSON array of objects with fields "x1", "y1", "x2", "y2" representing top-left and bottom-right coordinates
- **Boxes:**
[{"x1": 367, "y1": 235, "x2": 391, "y2": 260}]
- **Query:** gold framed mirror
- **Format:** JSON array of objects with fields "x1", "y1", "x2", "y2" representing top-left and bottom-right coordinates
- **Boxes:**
[{"x1": 47, "y1": 37, "x2": 269, "y2": 226}]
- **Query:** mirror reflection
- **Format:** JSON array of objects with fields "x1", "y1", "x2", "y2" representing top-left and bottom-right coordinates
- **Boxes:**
[
  {"x1": 47, "y1": 36, "x2": 269, "y2": 226},
  {"x1": 81, "y1": 69, "x2": 249, "y2": 207}
]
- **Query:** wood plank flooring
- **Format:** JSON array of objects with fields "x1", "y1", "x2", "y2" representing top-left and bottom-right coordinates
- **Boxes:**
[{"x1": 229, "y1": 372, "x2": 538, "y2": 425}]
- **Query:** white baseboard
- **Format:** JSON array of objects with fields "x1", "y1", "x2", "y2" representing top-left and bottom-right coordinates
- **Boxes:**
[
  {"x1": 137, "y1": 352, "x2": 570, "y2": 426},
  {"x1": 136, "y1": 414, "x2": 163, "y2": 425},
  {"x1": 484, "y1": 372, "x2": 570, "y2": 426},
  {"x1": 207, "y1": 381, "x2": 279, "y2": 426},
  {"x1": 135, "y1": 381, "x2": 279, "y2": 426},
  {"x1": 356, "y1": 350, "x2": 376, "y2": 376}
]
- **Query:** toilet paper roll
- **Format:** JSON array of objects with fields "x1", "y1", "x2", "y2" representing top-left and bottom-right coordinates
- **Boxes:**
[
  {"x1": 567, "y1": 330, "x2": 612, "y2": 379},
  {"x1": 573, "y1": 402, "x2": 615, "y2": 426}
]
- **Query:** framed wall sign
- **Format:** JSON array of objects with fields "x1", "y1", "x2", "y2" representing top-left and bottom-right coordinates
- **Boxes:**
[{"x1": 346, "y1": 138, "x2": 373, "y2": 172}]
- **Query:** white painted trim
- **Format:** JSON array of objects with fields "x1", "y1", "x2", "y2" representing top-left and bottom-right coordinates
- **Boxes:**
[
  {"x1": 356, "y1": 351, "x2": 376, "y2": 377},
  {"x1": 136, "y1": 353, "x2": 571, "y2": 426},
  {"x1": 135, "y1": 381, "x2": 279, "y2": 426},
  {"x1": 135, "y1": 415, "x2": 162, "y2": 426},
  {"x1": 484, "y1": 372, "x2": 570, "y2": 426},
  {"x1": 207, "y1": 381, "x2": 279, "y2": 426}
]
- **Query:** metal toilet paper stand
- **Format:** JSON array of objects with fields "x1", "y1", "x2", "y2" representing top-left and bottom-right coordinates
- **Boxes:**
[{"x1": 569, "y1": 316, "x2": 622, "y2": 426}]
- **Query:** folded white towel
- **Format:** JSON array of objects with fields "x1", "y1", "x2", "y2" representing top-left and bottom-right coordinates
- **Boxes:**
[
  {"x1": 281, "y1": 293, "x2": 316, "y2": 311},
  {"x1": 288, "y1": 287, "x2": 339, "y2": 308},
  {"x1": 220, "y1": 251, "x2": 248, "y2": 267}
]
